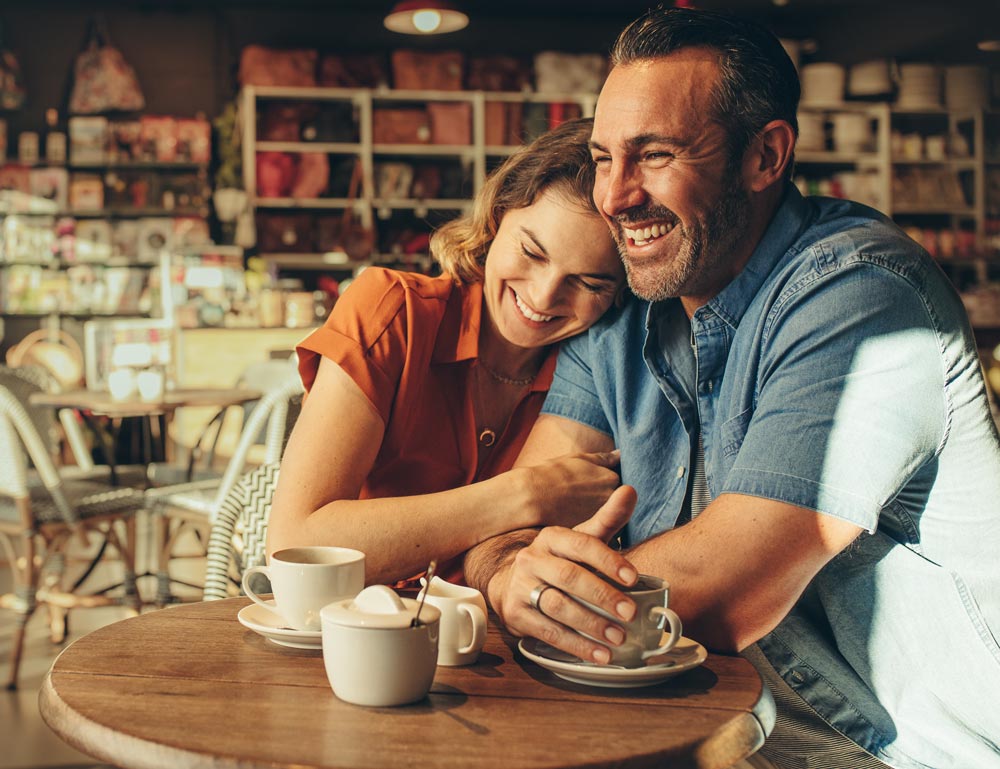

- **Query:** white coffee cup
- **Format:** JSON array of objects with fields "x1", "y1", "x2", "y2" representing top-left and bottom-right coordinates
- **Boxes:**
[
  {"x1": 241, "y1": 546, "x2": 365, "y2": 632},
  {"x1": 321, "y1": 590, "x2": 440, "y2": 707},
  {"x1": 417, "y1": 576, "x2": 487, "y2": 666},
  {"x1": 572, "y1": 573, "x2": 682, "y2": 668}
]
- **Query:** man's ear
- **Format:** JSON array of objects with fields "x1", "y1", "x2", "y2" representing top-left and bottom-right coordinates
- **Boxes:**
[{"x1": 744, "y1": 119, "x2": 796, "y2": 192}]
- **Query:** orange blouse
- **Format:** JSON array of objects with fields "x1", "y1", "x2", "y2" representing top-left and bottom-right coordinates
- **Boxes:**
[{"x1": 296, "y1": 267, "x2": 557, "y2": 582}]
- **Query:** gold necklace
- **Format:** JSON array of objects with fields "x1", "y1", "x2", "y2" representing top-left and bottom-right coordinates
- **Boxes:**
[{"x1": 478, "y1": 358, "x2": 536, "y2": 387}]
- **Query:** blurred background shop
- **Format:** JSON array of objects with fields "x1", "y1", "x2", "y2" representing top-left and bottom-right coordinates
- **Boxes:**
[{"x1": 1, "y1": 0, "x2": 999, "y2": 461}]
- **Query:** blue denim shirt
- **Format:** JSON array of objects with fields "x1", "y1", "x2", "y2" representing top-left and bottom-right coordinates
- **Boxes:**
[{"x1": 543, "y1": 187, "x2": 1000, "y2": 769}]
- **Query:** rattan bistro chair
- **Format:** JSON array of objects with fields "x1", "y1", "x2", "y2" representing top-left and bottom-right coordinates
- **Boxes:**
[
  {"x1": 203, "y1": 462, "x2": 280, "y2": 601},
  {"x1": 144, "y1": 380, "x2": 302, "y2": 605},
  {"x1": 0, "y1": 383, "x2": 144, "y2": 690}
]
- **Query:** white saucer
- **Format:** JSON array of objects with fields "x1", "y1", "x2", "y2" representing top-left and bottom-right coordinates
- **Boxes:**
[
  {"x1": 518, "y1": 634, "x2": 707, "y2": 688},
  {"x1": 237, "y1": 603, "x2": 323, "y2": 650}
]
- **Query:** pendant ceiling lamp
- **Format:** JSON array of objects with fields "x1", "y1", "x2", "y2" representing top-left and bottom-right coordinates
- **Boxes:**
[{"x1": 384, "y1": 1, "x2": 469, "y2": 35}]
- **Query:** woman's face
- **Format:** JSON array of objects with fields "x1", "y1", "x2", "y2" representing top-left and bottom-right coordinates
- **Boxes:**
[{"x1": 483, "y1": 187, "x2": 624, "y2": 351}]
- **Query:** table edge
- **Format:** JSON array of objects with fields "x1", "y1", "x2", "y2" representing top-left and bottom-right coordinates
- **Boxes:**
[{"x1": 39, "y1": 671, "x2": 221, "y2": 769}]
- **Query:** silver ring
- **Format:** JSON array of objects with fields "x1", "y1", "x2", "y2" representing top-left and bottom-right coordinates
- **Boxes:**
[{"x1": 529, "y1": 583, "x2": 556, "y2": 616}]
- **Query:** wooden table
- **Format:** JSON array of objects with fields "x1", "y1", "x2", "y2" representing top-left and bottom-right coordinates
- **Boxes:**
[
  {"x1": 40, "y1": 598, "x2": 773, "y2": 769},
  {"x1": 30, "y1": 386, "x2": 261, "y2": 419}
]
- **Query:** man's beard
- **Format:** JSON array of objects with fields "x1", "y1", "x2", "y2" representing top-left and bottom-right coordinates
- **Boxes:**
[{"x1": 614, "y1": 173, "x2": 752, "y2": 303}]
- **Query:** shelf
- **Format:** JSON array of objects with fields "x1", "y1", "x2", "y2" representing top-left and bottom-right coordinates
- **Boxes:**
[
  {"x1": 796, "y1": 151, "x2": 882, "y2": 164},
  {"x1": 891, "y1": 158, "x2": 979, "y2": 169},
  {"x1": 372, "y1": 198, "x2": 470, "y2": 212},
  {"x1": 66, "y1": 207, "x2": 206, "y2": 218},
  {"x1": 372, "y1": 143, "x2": 476, "y2": 157},
  {"x1": 0, "y1": 311, "x2": 149, "y2": 318},
  {"x1": 67, "y1": 160, "x2": 208, "y2": 171},
  {"x1": 253, "y1": 197, "x2": 361, "y2": 209},
  {"x1": 1, "y1": 259, "x2": 157, "y2": 269},
  {"x1": 255, "y1": 141, "x2": 361, "y2": 154}
]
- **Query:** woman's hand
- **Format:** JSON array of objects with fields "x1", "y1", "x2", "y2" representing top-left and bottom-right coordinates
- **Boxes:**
[{"x1": 517, "y1": 450, "x2": 622, "y2": 529}]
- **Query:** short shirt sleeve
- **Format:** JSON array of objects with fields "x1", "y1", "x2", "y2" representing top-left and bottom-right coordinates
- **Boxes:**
[
  {"x1": 297, "y1": 267, "x2": 409, "y2": 423},
  {"x1": 721, "y1": 261, "x2": 948, "y2": 532},
  {"x1": 541, "y1": 331, "x2": 614, "y2": 436}
]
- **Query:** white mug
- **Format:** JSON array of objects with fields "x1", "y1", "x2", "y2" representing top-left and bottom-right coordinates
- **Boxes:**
[
  {"x1": 417, "y1": 577, "x2": 487, "y2": 666},
  {"x1": 572, "y1": 573, "x2": 682, "y2": 668},
  {"x1": 242, "y1": 546, "x2": 365, "y2": 632}
]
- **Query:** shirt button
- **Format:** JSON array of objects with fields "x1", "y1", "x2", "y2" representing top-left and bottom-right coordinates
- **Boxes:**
[
  {"x1": 790, "y1": 669, "x2": 806, "y2": 684},
  {"x1": 676, "y1": 466, "x2": 686, "y2": 479}
]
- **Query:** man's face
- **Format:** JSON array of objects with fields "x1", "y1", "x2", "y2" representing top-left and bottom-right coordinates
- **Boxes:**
[{"x1": 590, "y1": 51, "x2": 754, "y2": 305}]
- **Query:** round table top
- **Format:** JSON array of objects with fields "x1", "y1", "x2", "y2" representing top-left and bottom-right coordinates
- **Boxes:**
[
  {"x1": 30, "y1": 386, "x2": 261, "y2": 418},
  {"x1": 40, "y1": 597, "x2": 772, "y2": 769}
]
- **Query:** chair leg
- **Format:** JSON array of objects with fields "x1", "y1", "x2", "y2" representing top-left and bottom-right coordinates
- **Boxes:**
[{"x1": 3, "y1": 532, "x2": 39, "y2": 691}]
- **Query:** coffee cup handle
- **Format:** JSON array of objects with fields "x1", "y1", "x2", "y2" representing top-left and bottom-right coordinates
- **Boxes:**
[
  {"x1": 645, "y1": 606, "x2": 683, "y2": 657},
  {"x1": 457, "y1": 603, "x2": 487, "y2": 655},
  {"x1": 242, "y1": 565, "x2": 281, "y2": 617}
]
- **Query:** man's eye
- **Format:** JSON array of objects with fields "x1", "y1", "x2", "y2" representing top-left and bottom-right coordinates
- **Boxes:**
[
  {"x1": 644, "y1": 152, "x2": 673, "y2": 162},
  {"x1": 592, "y1": 155, "x2": 612, "y2": 165}
]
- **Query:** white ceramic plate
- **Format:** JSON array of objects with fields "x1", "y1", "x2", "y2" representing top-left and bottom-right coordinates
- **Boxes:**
[
  {"x1": 237, "y1": 603, "x2": 323, "y2": 650},
  {"x1": 518, "y1": 634, "x2": 707, "y2": 688}
]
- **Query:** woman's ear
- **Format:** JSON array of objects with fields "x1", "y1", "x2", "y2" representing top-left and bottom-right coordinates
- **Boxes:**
[{"x1": 745, "y1": 120, "x2": 796, "y2": 193}]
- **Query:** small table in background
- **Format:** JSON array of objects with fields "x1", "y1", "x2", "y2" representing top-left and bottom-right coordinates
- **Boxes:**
[
  {"x1": 40, "y1": 597, "x2": 774, "y2": 769},
  {"x1": 30, "y1": 386, "x2": 261, "y2": 471}
]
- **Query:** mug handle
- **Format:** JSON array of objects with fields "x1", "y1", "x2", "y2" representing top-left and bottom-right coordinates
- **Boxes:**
[
  {"x1": 457, "y1": 603, "x2": 487, "y2": 655},
  {"x1": 242, "y1": 565, "x2": 281, "y2": 618},
  {"x1": 643, "y1": 606, "x2": 683, "y2": 658}
]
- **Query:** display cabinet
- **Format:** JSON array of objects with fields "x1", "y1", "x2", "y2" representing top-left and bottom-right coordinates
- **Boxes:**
[{"x1": 240, "y1": 85, "x2": 599, "y2": 278}]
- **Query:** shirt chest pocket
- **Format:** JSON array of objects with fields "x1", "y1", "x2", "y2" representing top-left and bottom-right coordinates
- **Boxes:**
[{"x1": 719, "y1": 407, "x2": 753, "y2": 459}]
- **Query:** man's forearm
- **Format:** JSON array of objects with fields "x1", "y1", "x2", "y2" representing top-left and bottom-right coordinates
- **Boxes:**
[{"x1": 463, "y1": 529, "x2": 539, "y2": 611}]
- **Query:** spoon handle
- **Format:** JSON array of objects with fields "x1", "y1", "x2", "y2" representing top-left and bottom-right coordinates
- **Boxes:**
[{"x1": 412, "y1": 559, "x2": 437, "y2": 627}]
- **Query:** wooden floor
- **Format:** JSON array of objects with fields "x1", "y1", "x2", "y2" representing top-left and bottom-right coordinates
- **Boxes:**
[{"x1": 0, "y1": 522, "x2": 206, "y2": 769}]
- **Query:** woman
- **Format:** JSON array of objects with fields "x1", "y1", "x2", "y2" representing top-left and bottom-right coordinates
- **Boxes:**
[{"x1": 267, "y1": 118, "x2": 625, "y2": 585}]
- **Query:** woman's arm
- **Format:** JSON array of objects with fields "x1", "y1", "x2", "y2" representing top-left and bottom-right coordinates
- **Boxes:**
[{"x1": 267, "y1": 357, "x2": 621, "y2": 585}]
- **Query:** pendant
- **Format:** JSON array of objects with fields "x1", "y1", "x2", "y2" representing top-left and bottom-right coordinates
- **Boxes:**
[{"x1": 478, "y1": 428, "x2": 496, "y2": 447}]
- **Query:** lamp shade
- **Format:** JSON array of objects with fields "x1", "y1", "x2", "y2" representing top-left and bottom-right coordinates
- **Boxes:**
[{"x1": 384, "y1": 1, "x2": 469, "y2": 35}]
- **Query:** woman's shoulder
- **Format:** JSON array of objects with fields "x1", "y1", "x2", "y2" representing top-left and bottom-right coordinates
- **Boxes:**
[{"x1": 346, "y1": 266, "x2": 457, "y2": 303}]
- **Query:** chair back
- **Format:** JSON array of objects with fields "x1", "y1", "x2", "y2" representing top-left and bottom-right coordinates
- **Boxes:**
[
  {"x1": 0, "y1": 384, "x2": 77, "y2": 524},
  {"x1": 203, "y1": 462, "x2": 280, "y2": 600},
  {"x1": 0, "y1": 364, "x2": 94, "y2": 471},
  {"x1": 208, "y1": 377, "x2": 302, "y2": 521}
]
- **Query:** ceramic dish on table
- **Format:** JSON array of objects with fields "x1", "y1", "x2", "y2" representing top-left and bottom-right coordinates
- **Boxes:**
[
  {"x1": 237, "y1": 602, "x2": 323, "y2": 650},
  {"x1": 519, "y1": 634, "x2": 708, "y2": 688}
]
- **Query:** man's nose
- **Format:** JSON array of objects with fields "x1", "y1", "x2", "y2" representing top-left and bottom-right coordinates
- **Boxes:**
[{"x1": 598, "y1": 163, "x2": 645, "y2": 218}]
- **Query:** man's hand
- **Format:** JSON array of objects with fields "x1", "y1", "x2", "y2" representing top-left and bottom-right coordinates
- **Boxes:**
[{"x1": 488, "y1": 485, "x2": 640, "y2": 665}]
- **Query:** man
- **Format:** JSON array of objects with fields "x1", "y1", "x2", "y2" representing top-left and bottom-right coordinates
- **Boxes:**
[{"x1": 464, "y1": 8, "x2": 1000, "y2": 769}]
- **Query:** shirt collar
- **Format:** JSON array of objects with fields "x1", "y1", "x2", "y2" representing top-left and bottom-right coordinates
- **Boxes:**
[
  {"x1": 432, "y1": 280, "x2": 557, "y2": 391},
  {"x1": 643, "y1": 185, "x2": 813, "y2": 331},
  {"x1": 706, "y1": 185, "x2": 812, "y2": 330}
]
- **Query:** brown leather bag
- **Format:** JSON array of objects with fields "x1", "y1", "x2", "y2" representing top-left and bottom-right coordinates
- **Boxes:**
[
  {"x1": 238, "y1": 45, "x2": 317, "y2": 87},
  {"x1": 318, "y1": 160, "x2": 373, "y2": 261},
  {"x1": 391, "y1": 50, "x2": 464, "y2": 90},
  {"x1": 373, "y1": 109, "x2": 430, "y2": 144},
  {"x1": 427, "y1": 103, "x2": 471, "y2": 145}
]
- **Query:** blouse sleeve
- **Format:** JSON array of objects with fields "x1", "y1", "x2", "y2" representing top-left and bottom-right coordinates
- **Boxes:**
[{"x1": 296, "y1": 267, "x2": 410, "y2": 423}]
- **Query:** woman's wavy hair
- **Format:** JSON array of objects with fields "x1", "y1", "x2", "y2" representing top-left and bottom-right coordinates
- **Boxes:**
[{"x1": 432, "y1": 117, "x2": 600, "y2": 284}]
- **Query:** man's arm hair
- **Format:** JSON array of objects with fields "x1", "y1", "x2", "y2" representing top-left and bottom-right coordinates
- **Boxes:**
[{"x1": 464, "y1": 529, "x2": 538, "y2": 609}]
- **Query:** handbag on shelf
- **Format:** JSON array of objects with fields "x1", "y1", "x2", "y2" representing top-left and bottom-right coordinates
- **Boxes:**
[
  {"x1": 390, "y1": 50, "x2": 464, "y2": 91},
  {"x1": 69, "y1": 17, "x2": 145, "y2": 114},
  {"x1": 317, "y1": 160, "x2": 373, "y2": 262},
  {"x1": 238, "y1": 45, "x2": 317, "y2": 88}
]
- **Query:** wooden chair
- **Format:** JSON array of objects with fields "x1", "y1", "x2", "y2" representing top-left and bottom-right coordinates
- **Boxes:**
[
  {"x1": 144, "y1": 380, "x2": 302, "y2": 605},
  {"x1": 203, "y1": 462, "x2": 280, "y2": 601},
  {"x1": 0, "y1": 382, "x2": 145, "y2": 690}
]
